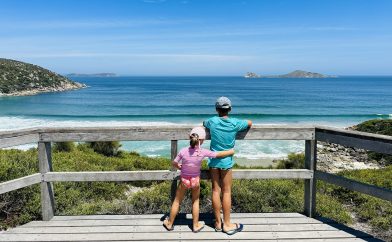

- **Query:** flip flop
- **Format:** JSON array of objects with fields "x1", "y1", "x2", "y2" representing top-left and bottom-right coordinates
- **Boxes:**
[
  {"x1": 223, "y1": 223, "x2": 244, "y2": 235},
  {"x1": 192, "y1": 223, "x2": 205, "y2": 233},
  {"x1": 163, "y1": 218, "x2": 174, "y2": 231},
  {"x1": 214, "y1": 218, "x2": 223, "y2": 232}
]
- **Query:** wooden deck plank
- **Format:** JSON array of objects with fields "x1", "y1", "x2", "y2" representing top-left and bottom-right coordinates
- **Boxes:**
[
  {"x1": 7, "y1": 223, "x2": 341, "y2": 234},
  {"x1": 50, "y1": 213, "x2": 306, "y2": 221},
  {"x1": 0, "y1": 230, "x2": 362, "y2": 241},
  {"x1": 1, "y1": 214, "x2": 380, "y2": 242},
  {"x1": 21, "y1": 217, "x2": 326, "y2": 227}
]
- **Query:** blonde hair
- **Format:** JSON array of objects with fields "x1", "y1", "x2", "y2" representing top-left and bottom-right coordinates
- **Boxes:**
[{"x1": 190, "y1": 133, "x2": 199, "y2": 148}]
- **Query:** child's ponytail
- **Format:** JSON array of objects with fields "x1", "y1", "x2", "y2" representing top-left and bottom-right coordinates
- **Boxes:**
[{"x1": 190, "y1": 133, "x2": 199, "y2": 148}]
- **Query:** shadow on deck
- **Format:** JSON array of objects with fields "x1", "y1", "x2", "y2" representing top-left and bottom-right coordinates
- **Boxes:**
[{"x1": 0, "y1": 213, "x2": 384, "y2": 242}]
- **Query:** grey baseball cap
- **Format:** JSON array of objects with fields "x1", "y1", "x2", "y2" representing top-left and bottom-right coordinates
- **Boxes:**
[{"x1": 215, "y1": 96, "x2": 232, "y2": 109}]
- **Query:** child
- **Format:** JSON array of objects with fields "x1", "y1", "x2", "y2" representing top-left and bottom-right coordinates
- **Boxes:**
[
  {"x1": 203, "y1": 96, "x2": 252, "y2": 235},
  {"x1": 163, "y1": 127, "x2": 234, "y2": 233}
]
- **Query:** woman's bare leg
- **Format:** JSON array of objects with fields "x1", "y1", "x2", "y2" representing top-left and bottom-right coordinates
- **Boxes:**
[
  {"x1": 221, "y1": 169, "x2": 237, "y2": 231},
  {"x1": 191, "y1": 185, "x2": 203, "y2": 231},
  {"x1": 210, "y1": 168, "x2": 222, "y2": 229},
  {"x1": 164, "y1": 182, "x2": 187, "y2": 229}
]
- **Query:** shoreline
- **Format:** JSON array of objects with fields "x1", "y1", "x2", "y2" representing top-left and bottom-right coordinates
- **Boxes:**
[{"x1": 0, "y1": 82, "x2": 87, "y2": 97}]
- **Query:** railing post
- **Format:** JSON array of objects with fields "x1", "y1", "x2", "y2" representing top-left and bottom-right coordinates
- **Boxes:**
[
  {"x1": 38, "y1": 142, "x2": 55, "y2": 221},
  {"x1": 170, "y1": 140, "x2": 178, "y2": 202},
  {"x1": 304, "y1": 139, "x2": 317, "y2": 217}
]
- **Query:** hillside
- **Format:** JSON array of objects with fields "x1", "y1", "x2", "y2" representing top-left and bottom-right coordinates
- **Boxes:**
[{"x1": 0, "y1": 58, "x2": 85, "y2": 96}]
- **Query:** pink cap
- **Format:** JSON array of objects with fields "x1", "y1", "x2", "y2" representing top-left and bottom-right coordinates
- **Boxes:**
[{"x1": 190, "y1": 127, "x2": 206, "y2": 139}]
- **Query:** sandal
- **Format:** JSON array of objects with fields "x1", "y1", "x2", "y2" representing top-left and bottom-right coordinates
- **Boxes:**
[
  {"x1": 192, "y1": 222, "x2": 205, "y2": 233},
  {"x1": 163, "y1": 218, "x2": 174, "y2": 231},
  {"x1": 223, "y1": 223, "x2": 243, "y2": 235},
  {"x1": 214, "y1": 218, "x2": 223, "y2": 232}
]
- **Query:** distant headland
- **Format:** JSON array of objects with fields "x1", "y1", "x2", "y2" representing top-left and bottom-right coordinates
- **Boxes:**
[
  {"x1": 0, "y1": 58, "x2": 86, "y2": 97},
  {"x1": 66, "y1": 73, "x2": 116, "y2": 77},
  {"x1": 244, "y1": 70, "x2": 336, "y2": 78}
]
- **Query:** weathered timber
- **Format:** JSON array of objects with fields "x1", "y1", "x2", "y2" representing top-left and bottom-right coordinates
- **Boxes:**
[
  {"x1": 304, "y1": 140, "x2": 317, "y2": 217},
  {"x1": 37, "y1": 125, "x2": 315, "y2": 141},
  {"x1": 315, "y1": 171, "x2": 392, "y2": 201},
  {"x1": 0, "y1": 128, "x2": 39, "y2": 139},
  {"x1": 0, "y1": 133, "x2": 39, "y2": 148},
  {"x1": 38, "y1": 142, "x2": 55, "y2": 221},
  {"x1": 18, "y1": 217, "x2": 327, "y2": 227},
  {"x1": 8, "y1": 223, "x2": 340, "y2": 233},
  {"x1": 316, "y1": 127, "x2": 392, "y2": 155},
  {"x1": 42, "y1": 169, "x2": 313, "y2": 182},
  {"x1": 1, "y1": 213, "x2": 381, "y2": 241},
  {"x1": 170, "y1": 140, "x2": 178, "y2": 202},
  {"x1": 49, "y1": 213, "x2": 306, "y2": 220},
  {"x1": 0, "y1": 173, "x2": 41, "y2": 194}
]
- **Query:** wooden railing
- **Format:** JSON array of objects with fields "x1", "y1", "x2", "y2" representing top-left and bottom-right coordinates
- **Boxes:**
[{"x1": 0, "y1": 125, "x2": 391, "y2": 222}]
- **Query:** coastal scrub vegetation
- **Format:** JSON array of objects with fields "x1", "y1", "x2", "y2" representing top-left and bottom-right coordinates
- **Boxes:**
[
  {"x1": 353, "y1": 119, "x2": 392, "y2": 166},
  {"x1": 0, "y1": 58, "x2": 84, "y2": 95},
  {"x1": 0, "y1": 119, "x2": 391, "y2": 240}
]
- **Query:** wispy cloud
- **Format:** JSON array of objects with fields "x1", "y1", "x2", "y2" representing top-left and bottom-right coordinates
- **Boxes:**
[
  {"x1": 305, "y1": 26, "x2": 358, "y2": 31},
  {"x1": 142, "y1": 0, "x2": 166, "y2": 3},
  {"x1": 9, "y1": 52, "x2": 253, "y2": 62},
  {"x1": 0, "y1": 18, "x2": 189, "y2": 30}
]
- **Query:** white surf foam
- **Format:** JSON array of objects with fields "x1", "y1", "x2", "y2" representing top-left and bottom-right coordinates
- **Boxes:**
[{"x1": 0, "y1": 116, "x2": 179, "y2": 131}]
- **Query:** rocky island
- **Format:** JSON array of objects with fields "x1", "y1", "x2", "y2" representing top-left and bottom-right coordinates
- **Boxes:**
[
  {"x1": 245, "y1": 70, "x2": 335, "y2": 78},
  {"x1": 0, "y1": 58, "x2": 86, "y2": 96}
]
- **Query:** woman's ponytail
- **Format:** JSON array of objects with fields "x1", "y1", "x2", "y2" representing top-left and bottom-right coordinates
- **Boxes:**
[{"x1": 190, "y1": 133, "x2": 199, "y2": 148}]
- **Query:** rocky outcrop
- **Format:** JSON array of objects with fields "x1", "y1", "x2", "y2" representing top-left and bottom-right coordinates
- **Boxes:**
[{"x1": 317, "y1": 142, "x2": 381, "y2": 173}]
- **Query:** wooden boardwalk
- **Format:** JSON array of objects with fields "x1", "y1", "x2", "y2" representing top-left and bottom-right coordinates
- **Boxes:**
[{"x1": 0, "y1": 213, "x2": 383, "y2": 242}]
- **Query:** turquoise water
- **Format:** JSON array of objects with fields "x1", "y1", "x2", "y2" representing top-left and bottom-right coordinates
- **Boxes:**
[{"x1": 1, "y1": 76, "x2": 391, "y2": 160}]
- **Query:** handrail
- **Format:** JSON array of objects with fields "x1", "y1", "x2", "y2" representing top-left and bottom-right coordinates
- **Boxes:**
[{"x1": 0, "y1": 125, "x2": 391, "y2": 221}]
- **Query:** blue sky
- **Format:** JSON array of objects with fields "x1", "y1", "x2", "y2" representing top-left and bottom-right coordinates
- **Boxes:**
[{"x1": 1, "y1": 0, "x2": 391, "y2": 75}]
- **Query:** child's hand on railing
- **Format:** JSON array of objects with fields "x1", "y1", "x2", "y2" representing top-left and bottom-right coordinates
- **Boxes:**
[{"x1": 228, "y1": 149, "x2": 235, "y2": 156}]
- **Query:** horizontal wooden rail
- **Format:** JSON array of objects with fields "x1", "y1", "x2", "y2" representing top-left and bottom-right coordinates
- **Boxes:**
[
  {"x1": 315, "y1": 171, "x2": 392, "y2": 201},
  {"x1": 43, "y1": 169, "x2": 313, "y2": 182},
  {"x1": 0, "y1": 128, "x2": 39, "y2": 139},
  {"x1": 0, "y1": 173, "x2": 42, "y2": 194},
  {"x1": 316, "y1": 127, "x2": 392, "y2": 155},
  {"x1": 0, "y1": 133, "x2": 39, "y2": 149},
  {"x1": 38, "y1": 125, "x2": 315, "y2": 142}
]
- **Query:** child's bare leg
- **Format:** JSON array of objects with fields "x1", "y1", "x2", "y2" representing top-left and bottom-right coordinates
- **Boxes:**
[
  {"x1": 210, "y1": 168, "x2": 222, "y2": 229},
  {"x1": 221, "y1": 169, "x2": 237, "y2": 231},
  {"x1": 191, "y1": 185, "x2": 202, "y2": 230},
  {"x1": 164, "y1": 182, "x2": 187, "y2": 229}
]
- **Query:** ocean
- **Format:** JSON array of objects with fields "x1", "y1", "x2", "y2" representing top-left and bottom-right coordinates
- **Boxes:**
[{"x1": 1, "y1": 76, "x2": 391, "y2": 164}]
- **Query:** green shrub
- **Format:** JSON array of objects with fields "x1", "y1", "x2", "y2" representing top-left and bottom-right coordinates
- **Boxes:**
[
  {"x1": 128, "y1": 180, "x2": 213, "y2": 214},
  {"x1": 53, "y1": 142, "x2": 75, "y2": 152},
  {"x1": 0, "y1": 145, "x2": 172, "y2": 229},
  {"x1": 231, "y1": 179, "x2": 303, "y2": 213},
  {"x1": 0, "y1": 149, "x2": 40, "y2": 229},
  {"x1": 354, "y1": 119, "x2": 392, "y2": 136},
  {"x1": 354, "y1": 119, "x2": 392, "y2": 166},
  {"x1": 316, "y1": 193, "x2": 352, "y2": 224},
  {"x1": 276, "y1": 153, "x2": 305, "y2": 169},
  {"x1": 128, "y1": 182, "x2": 171, "y2": 214},
  {"x1": 88, "y1": 141, "x2": 122, "y2": 157}
]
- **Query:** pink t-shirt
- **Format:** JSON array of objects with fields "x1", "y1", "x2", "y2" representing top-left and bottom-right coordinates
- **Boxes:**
[{"x1": 174, "y1": 147, "x2": 217, "y2": 178}]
